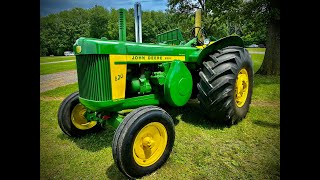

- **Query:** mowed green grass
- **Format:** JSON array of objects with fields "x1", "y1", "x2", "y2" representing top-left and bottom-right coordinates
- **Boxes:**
[
  {"x1": 246, "y1": 47, "x2": 266, "y2": 52},
  {"x1": 40, "y1": 52, "x2": 279, "y2": 179},
  {"x1": 251, "y1": 54, "x2": 264, "y2": 73},
  {"x1": 40, "y1": 56, "x2": 75, "y2": 63},
  {"x1": 40, "y1": 56, "x2": 76, "y2": 75},
  {"x1": 40, "y1": 62, "x2": 76, "y2": 75}
]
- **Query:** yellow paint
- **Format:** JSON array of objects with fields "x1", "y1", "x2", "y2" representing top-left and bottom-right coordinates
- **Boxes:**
[
  {"x1": 109, "y1": 55, "x2": 127, "y2": 100},
  {"x1": 71, "y1": 104, "x2": 97, "y2": 130},
  {"x1": 117, "y1": 55, "x2": 185, "y2": 63},
  {"x1": 132, "y1": 122, "x2": 168, "y2": 167},
  {"x1": 195, "y1": 9, "x2": 202, "y2": 39},
  {"x1": 196, "y1": 45, "x2": 205, "y2": 49},
  {"x1": 235, "y1": 68, "x2": 249, "y2": 107},
  {"x1": 196, "y1": 41, "x2": 214, "y2": 49},
  {"x1": 76, "y1": 46, "x2": 81, "y2": 53}
]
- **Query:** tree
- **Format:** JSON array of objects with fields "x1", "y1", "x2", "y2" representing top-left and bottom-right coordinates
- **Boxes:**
[
  {"x1": 167, "y1": 0, "x2": 244, "y2": 39},
  {"x1": 40, "y1": 8, "x2": 90, "y2": 56},
  {"x1": 89, "y1": 5, "x2": 109, "y2": 38},
  {"x1": 107, "y1": 8, "x2": 119, "y2": 40},
  {"x1": 168, "y1": 0, "x2": 279, "y2": 75},
  {"x1": 248, "y1": 0, "x2": 280, "y2": 75}
]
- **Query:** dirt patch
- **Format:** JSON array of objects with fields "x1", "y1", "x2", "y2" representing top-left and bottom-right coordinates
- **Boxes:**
[
  {"x1": 40, "y1": 70, "x2": 77, "y2": 93},
  {"x1": 40, "y1": 96, "x2": 65, "y2": 101}
]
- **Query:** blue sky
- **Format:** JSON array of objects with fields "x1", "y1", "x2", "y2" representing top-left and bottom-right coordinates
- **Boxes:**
[{"x1": 40, "y1": 0, "x2": 168, "y2": 17}]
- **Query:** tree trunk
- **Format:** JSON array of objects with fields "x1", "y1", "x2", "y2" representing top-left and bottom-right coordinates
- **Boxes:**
[{"x1": 256, "y1": 8, "x2": 280, "y2": 75}]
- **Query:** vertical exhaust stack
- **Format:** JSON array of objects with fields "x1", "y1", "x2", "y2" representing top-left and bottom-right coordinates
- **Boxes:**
[
  {"x1": 194, "y1": 9, "x2": 201, "y2": 40},
  {"x1": 119, "y1": 8, "x2": 126, "y2": 41},
  {"x1": 134, "y1": 2, "x2": 142, "y2": 43}
]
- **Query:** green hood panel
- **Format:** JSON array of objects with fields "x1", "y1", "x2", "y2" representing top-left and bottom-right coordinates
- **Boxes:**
[{"x1": 73, "y1": 37, "x2": 201, "y2": 62}]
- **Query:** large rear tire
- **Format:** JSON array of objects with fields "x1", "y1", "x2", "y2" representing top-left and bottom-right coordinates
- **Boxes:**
[
  {"x1": 197, "y1": 46, "x2": 253, "y2": 125},
  {"x1": 112, "y1": 105, "x2": 175, "y2": 179},
  {"x1": 57, "y1": 92, "x2": 104, "y2": 137}
]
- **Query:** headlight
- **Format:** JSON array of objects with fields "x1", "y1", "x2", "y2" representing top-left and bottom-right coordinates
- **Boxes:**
[{"x1": 204, "y1": 38, "x2": 210, "y2": 45}]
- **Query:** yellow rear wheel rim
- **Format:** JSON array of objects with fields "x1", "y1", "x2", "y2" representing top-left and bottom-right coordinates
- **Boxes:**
[
  {"x1": 133, "y1": 122, "x2": 168, "y2": 167},
  {"x1": 71, "y1": 104, "x2": 97, "y2": 130},
  {"x1": 235, "y1": 68, "x2": 249, "y2": 107}
]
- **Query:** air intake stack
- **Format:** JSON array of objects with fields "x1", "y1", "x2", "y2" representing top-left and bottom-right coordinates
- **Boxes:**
[{"x1": 119, "y1": 8, "x2": 126, "y2": 41}]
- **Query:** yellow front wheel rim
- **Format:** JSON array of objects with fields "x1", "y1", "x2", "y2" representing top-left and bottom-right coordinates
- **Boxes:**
[
  {"x1": 133, "y1": 122, "x2": 168, "y2": 167},
  {"x1": 71, "y1": 104, "x2": 97, "y2": 130},
  {"x1": 235, "y1": 68, "x2": 249, "y2": 107}
]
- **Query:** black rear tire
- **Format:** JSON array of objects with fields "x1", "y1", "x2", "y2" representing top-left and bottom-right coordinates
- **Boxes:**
[
  {"x1": 57, "y1": 92, "x2": 104, "y2": 137},
  {"x1": 112, "y1": 105, "x2": 175, "y2": 179},
  {"x1": 197, "y1": 46, "x2": 253, "y2": 125}
]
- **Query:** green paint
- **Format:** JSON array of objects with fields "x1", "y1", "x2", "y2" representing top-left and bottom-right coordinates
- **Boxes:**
[
  {"x1": 130, "y1": 78, "x2": 141, "y2": 93},
  {"x1": 76, "y1": 54, "x2": 112, "y2": 101},
  {"x1": 79, "y1": 94, "x2": 161, "y2": 112},
  {"x1": 74, "y1": 38, "x2": 199, "y2": 60},
  {"x1": 106, "y1": 114, "x2": 124, "y2": 129},
  {"x1": 159, "y1": 62, "x2": 170, "y2": 73},
  {"x1": 73, "y1": 33, "x2": 244, "y2": 114},
  {"x1": 156, "y1": 28, "x2": 184, "y2": 45},
  {"x1": 150, "y1": 71, "x2": 166, "y2": 85},
  {"x1": 138, "y1": 75, "x2": 152, "y2": 94},
  {"x1": 119, "y1": 9, "x2": 126, "y2": 42},
  {"x1": 184, "y1": 38, "x2": 197, "y2": 47},
  {"x1": 164, "y1": 60, "x2": 193, "y2": 106},
  {"x1": 84, "y1": 110, "x2": 124, "y2": 129},
  {"x1": 73, "y1": 36, "x2": 243, "y2": 65},
  {"x1": 84, "y1": 110, "x2": 99, "y2": 122},
  {"x1": 129, "y1": 73, "x2": 152, "y2": 94}
]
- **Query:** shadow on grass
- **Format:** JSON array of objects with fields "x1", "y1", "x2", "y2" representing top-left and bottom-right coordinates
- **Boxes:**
[
  {"x1": 159, "y1": 99, "x2": 230, "y2": 130},
  {"x1": 57, "y1": 125, "x2": 116, "y2": 152},
  {"x1": 56, "y1": 99, "x2": 229, "y2": 153},
  {"x1": 106, "y1": 163, "x2": 128, "y2": 180},
  {"x1": 253, "y1": 119, "x2": 280, "y2": 129}
]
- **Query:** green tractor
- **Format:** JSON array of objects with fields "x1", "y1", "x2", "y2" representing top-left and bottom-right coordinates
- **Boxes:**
[{"x1": 58, "y1": 8, "x2": 253, "y2": 179}]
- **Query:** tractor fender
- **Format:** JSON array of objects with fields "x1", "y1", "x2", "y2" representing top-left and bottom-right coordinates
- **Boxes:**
[{"x1": 197, "y1": 35, "x2": 244, "y2": 64}]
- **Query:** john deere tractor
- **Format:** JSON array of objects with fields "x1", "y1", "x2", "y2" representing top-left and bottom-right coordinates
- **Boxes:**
[{"x1": 58, "y1": 8, "x2": 253, "y2": 179}]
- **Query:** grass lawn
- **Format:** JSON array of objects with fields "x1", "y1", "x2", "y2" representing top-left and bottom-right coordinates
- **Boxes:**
[
  {"x1": 40, "y1": 51, "x2": 279, "y2": 179},
  {"x1": 40, "y1": 61, "x2": 76, "y2": 75},
  {"x1": 246, "y1": 48, "x2": 266, "y2": 52},
  {"x1": 40, "y1": 56, "x2": 75, "y2": 63},
  {"x1": 251, "y1": 54, "x2": 264, "y2": 74}
]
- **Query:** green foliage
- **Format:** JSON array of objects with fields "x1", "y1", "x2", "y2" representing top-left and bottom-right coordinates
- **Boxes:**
[
  {"x1": 40, "y1": 8, "x2": 90, "y2": 56},
  {"x1": 40, "y1": 0, "x2": 270, "y2": 56},
  {"x1": 167, "y1": 0, "x2": 267, "y2": 44},
  {"x1": 89, "y1": 5, "x2": 109, "y2": 38}
]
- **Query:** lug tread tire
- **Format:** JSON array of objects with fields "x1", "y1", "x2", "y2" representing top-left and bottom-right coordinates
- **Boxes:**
[{"x1": 197, "y1": 46, "x2": 253, "y2": 124}]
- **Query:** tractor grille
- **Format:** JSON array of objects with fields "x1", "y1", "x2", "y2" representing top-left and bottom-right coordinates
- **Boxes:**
[{"x1": 76, "y1": 54, "x2": 112, "y2": 101}]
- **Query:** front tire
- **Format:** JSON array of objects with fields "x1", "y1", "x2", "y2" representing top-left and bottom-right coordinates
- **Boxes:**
[
  {"x1": 57, "y1": 92, "x2": 103, "y2": 137},
  {"x1": 197, "y1": 46, "x2": 253, "y2": 124},
  {"x1": 112, "y1": 106, "x2": 175, "y2": 179}
]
